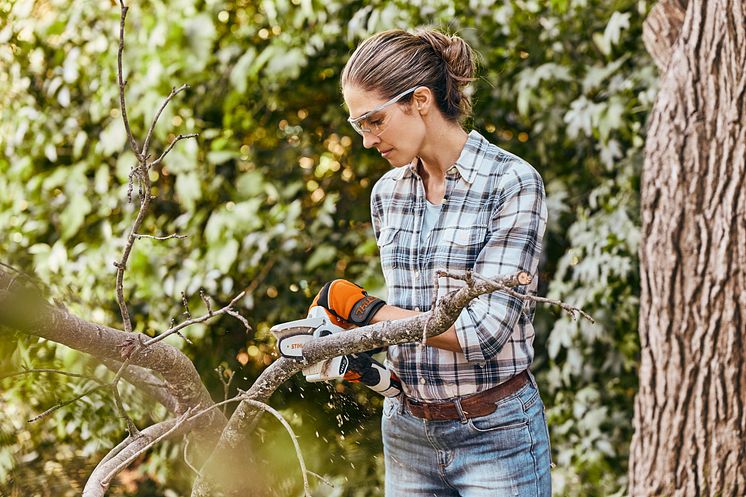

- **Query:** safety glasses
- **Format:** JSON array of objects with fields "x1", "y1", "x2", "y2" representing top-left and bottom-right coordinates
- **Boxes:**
[{"x1": 347, "y1": 86, "x2": 419, "y2": 136}]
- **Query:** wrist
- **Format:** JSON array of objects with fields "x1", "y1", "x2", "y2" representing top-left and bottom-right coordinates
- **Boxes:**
[
  {"x1": 368, "y1": 304, "x2": 390, "y2": 324},
  {"x1": 349, "y1": 295, "x2": 386, "y2": 326}
]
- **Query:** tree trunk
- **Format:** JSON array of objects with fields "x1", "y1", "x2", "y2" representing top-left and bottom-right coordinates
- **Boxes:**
[{"x1": 632, "y1": 1, "x2": 746, "y2": 496}]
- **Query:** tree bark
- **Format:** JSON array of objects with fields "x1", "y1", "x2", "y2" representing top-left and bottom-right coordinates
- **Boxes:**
[
  {"x1": 632, "y1": 1, "x2": 746, "y2": 496},
  {"x1": 0, "y1": 268, "x2": 226, "y2": 461}
]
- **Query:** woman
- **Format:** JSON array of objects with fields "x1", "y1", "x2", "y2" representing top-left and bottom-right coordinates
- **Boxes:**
[{"x1": 312, "y1": 29, "x2": 550, "y2": 496}]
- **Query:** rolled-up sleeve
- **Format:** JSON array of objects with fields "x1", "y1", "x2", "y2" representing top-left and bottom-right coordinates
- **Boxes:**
[
  {"x1": 454, "y1": 162, "x2": 547, "y2": 363},
  {"x1": 370, "y1": 183, "x2": 383, "y2": 241}
]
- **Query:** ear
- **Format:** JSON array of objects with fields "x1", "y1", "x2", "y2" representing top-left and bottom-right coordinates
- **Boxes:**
[{"x1": 412, "y1": 87, "x2": 434, "y2": 115}]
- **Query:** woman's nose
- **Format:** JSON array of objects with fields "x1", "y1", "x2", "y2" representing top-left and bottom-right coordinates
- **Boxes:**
[{"x1": 362, "y1": 132, "x2": 380, "y2": 149}]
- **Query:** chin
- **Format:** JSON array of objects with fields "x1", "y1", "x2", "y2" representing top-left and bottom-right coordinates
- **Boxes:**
[{"x1": 390, "y1": 155, "x2": 416, "y2": 168}]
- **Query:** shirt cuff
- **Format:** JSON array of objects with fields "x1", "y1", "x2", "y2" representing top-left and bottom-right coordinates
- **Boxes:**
[{"x1": 454, "y1": 307, "x2": 487, "y2": 363}]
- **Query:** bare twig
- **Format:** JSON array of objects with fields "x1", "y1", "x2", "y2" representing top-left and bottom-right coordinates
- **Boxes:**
[
  {"x1": 181, "y1": 291, "x2": 192, "y2": 319},
  {"x1": 500, "y1": 285, "x2": 595, "y2": 323},
  {"x1": 200, "y1": 288, "x2": 213, "y2": 316},
  {"x1": 133, "y1": 233, "x2": 187, "y2": 241},
  {"x1": 114, "y1": 184, "x2": 152, "y2": 333},
  {"x1": 11, "y1": 369, "x2": 111, "y2": 424},
  {"x1": 446, "y1": 270, "x2": 595, "y2": 323},
  {"x1": 126, "y1": 163, "x2": 140, "y2": 204},
  {"x1": 183, "y1": 435, "x2": 200, "y2": 475},
  {"x1": 307, "y1": 471, "x2": 335, "y2": 489},
  {"x1": 215, "y1": 366, "x2": 236, "y2": 416},
  {"x1": 111, "y1": 383, "x2": 140, "y2": 436},
  {"x1": 28, "y1": 384, "x2": 107, "y2": 423},
  {"x1": 142, "y1": 290, "x2": 247, "y2": 347},
  {"x1": 116, "y1": 0, "x2": 142, "y2": 163},
  {"x1": 0, "y1": 368, "x2": 105, "y2": 383},
  {"x1": 150, "y1": 133, "x2": 199, "y2": 169},
  {"x1": 141, "y1": 84, "x2": 190, "y2": 159},
  {"x1": 113, "y1": 2, "x2": 197, "y2": 335},
  {"x1": 242, "y1": 399, "x2": 311, "y2": 497},
  {"x1": 226, "y1": 309, "x2": 251, "y2": 333}
]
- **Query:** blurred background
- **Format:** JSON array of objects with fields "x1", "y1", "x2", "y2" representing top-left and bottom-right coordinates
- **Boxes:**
[{"x1": 0, "y1": 0, "x2": 654, "y2": 495}]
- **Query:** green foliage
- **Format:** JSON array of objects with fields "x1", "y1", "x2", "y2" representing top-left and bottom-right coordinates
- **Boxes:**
[{"x1": 0, "y1": 0, "x2": 655, "y2": 495}]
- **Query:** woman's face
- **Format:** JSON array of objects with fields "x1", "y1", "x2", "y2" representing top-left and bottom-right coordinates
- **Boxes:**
[{"x1": 343, "y1": 85, "x2": 426, "y2": 168}]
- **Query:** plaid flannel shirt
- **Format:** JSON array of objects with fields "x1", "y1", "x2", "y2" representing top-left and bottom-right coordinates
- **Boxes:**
[{"x1": 371, "y1": 130, "x2": 547, "y2": 401}]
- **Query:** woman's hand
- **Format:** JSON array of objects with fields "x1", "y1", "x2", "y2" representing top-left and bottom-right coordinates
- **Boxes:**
[{"x1": 310, "y1": 279, "x2": 386, "y2": 328}]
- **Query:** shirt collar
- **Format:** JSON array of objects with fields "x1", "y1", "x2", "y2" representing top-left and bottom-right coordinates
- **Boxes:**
[{"x1": 395, "y1": 130, "x2": 486, "y2": 185}]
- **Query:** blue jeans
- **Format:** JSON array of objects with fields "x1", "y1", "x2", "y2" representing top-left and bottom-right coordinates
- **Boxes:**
[{"x1": 382, "y1": 378, "x2": 552, "y2": 496}]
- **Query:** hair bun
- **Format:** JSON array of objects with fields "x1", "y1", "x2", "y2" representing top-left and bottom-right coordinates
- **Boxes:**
[
  {"x1": 414, "y1": 30, "x2": 476, "y2": 119},
  {"x1": 415, "y1": 30, "x2": 476, "y2": 83}
]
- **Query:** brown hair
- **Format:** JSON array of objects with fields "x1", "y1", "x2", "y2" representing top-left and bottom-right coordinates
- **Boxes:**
[{"x1": 341, "y1": 29, "x2": 476, "y2": 122}]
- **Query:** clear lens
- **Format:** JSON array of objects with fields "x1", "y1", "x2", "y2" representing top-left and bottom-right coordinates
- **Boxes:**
[
  {"x1": 350, "y1": 120, "x2": 365, "y2": 136},
  {"x1": 348, "y1": 86, "x2": 419, "y2": 136},
  {"x1": 351, "y1": 114, "x2": 386, "y2": 136}
]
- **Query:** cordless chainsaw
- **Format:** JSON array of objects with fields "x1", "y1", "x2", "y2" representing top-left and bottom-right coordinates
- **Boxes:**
[{"x1": 270, "y1": 306, "x2": 402, "y2": 397}]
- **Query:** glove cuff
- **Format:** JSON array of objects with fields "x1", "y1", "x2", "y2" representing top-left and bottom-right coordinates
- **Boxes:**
[{"x1": 348, "y1": 295, "x2": 386, "y2": 326}]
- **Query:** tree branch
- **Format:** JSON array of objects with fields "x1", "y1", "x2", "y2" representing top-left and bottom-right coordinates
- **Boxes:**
[
  {"x1": 143, "y1": 290, "x2": 247, "y2": 348},
  {"x1": 141, "y1": 84, "x2": 190, "y2": 160},
  {"x1": 0, "y1": 368, "x2": 104, "y2": 383},
  {"x1": 100, "y1": 358, "x2": 180, "y2": 415},
  {"x1": 150, "y1": 133, "x2": 199, "y2": 169},
  {"x1": 133, "y1": 233, "x2": 188, "y2": 241},
  {"x1": 86, "y1": 397, "x2": 245, "y2": 497},
  {"x1": 28, "y1": 384, "x2": 107, "y2": 423},
  {"x1": 0, "y1": 267, "x2": 226, "y2": 459},
  {"x1": 116, "y1": 0, "x2": 142, "y2": 163},
  {"x1": 83, "y1": 417, "x2": 183, "y2": 497}
]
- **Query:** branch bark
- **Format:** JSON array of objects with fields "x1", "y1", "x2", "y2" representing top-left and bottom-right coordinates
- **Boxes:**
[
  {"x1": 83, "y1": 417, "x2": 183, "y2": 497},
  {"x1": 0, "y1": 268, "x2": 226, "y2": 461},
  {"x1": 101, "y1": 359, "x2": 180, "y2": 415}
]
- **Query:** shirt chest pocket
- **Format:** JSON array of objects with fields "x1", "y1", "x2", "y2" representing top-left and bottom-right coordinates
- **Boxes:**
[
  {"x1": 433, "y1": 225, "x2": 489, "y2": 271},
  {"x1": 377, "y1": 227, "x2": 403, "y2": 286}
]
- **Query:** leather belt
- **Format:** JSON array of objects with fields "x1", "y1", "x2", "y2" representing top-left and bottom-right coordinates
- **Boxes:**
[{"x1": 404, "y1": 370, "x2": 530, "y2": 421}]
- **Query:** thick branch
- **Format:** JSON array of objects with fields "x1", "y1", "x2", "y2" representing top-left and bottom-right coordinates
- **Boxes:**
[
  {"x1": 83, "y1": 417, "x2": 182, "y2": 497},
  {"x1": 0, "y1": 268, "x2": 226, "y2": 458},
  {"x1": 100, "y1": 359, "x2": 180, "y2": 414}
]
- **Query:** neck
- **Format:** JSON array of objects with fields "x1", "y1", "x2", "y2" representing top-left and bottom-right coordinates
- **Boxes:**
[{"x1": 417, "y1": 124, "x2": 469, "y2": 181}]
